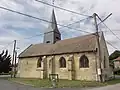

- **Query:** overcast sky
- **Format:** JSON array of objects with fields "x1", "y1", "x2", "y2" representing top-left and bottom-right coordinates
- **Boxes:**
[{"x1": 0, "y1": 0, "x2": 120, "y2": 56}]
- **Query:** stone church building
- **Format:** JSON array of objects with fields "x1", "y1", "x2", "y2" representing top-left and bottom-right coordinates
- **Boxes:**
[{"x1": 17, "y1": 9, "x2": 112, "y2": 81}]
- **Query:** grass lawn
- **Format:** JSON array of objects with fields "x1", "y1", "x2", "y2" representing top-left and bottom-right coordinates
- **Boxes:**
[
  {"x1": 106, "y1": 79, "x2": 120, "y2": 85},
  {"x1": 7, "y1": 78, "x2": 120, "y2": 88}
]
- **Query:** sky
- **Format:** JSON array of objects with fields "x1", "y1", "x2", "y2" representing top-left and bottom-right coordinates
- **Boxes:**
[{"x1": 0, "y1": 0, "x2": 120, "y2": 57}]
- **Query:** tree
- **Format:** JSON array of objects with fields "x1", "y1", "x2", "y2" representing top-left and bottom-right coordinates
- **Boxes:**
[{"x1": 0, "y1": 50, "x2": 12, "y2": 73}]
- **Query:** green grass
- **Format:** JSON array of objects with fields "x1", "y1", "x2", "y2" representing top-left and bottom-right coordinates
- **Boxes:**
[
  {"x1": 7, "y1": 78, "x2": 120, "y2": 88},
  {"x1": 106, "y1": 79, "x2": 120, "y2": 85},
  {"x1": 7, "y1": 78, "x2": 106, "y2": 88}
]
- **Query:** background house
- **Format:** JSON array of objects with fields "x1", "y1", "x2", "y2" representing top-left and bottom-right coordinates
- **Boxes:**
[{"x1": 114, "y1": 57, "x2": 120, "y2": 69}]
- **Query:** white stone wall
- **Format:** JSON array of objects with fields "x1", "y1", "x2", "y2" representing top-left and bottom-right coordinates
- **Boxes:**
[
  {"x1": 114, "y1": 61, "x2": 120, "y2": 68},
  {"x1": 18, "y1": 57, "x2": 43, "y2": 78},
  {"x1": 74, "y1": 52, "x2": 97, "y2": 81},
  {"x1": 17, "y1": 52, "x2": 97, "y2": 81},
  {"x1": 99, "y1": 32, "x2": 112, "y2": 81}
]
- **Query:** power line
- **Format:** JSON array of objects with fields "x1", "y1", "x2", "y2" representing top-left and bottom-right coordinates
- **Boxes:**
[
  {"x1": 96, "y1": 15, "x2": 120, "y2": 51},
  {"x1": 16, "y1": 33, "x2": 44, "y2": 42},
  {"x1": 102, "y1": 30, "x2": 120, "y2": 32},
  {"x1": 15, "y1": 18, "x2": 92, "y2": 44},
  {"x1": 17, "y1": 30, "x2": 71, "y2": 42},
  {"x1": 0, "y1": 25, "x2": 117, "y2": 53},
  {"x1": 0, "y1": 6, "x2": 51, "y2": 22},
  {"x1": 96, "y1": 14, "x2": 119, "y2": 50},
  {"x1": 97, "y1": 13, "x2": 112, "y2": 26},
  {"x1": 59, "y1": 16, "x2": 92, "y2": 30},
  {"x1": 17, "y1": 16, "x2": 93, "y2": 42},
  {"x1": 0, "y1": 6, "x2": 92, "y2": 34},
  {"x1": 59, "y1": 16, "x2": 93, "y2": 34},
  {"x1": 0, "y1": 34, "x2": 44, "y2": 51},
  {"x1": 103, "y1": 24, "x2": 120, "y2": 41},
  {"x1": 1, "y1": 25, "x2": 118, "y2": 52},
  {"x1": 106, "y1": 41, "x2": 118, "y2": 50},
  {"x1": 35, "y1": 0, "x2": 91, "y2": 17},
  {"x1": 0, "y1": 6, "x2": 118, "y2": 51},
  {"x1": 0, "y1": 34, "x2": 44, "y2": 50},
  {"x1": 16, "y1": 17, "x2": 90, "y2": 42},
  {"x1": 60, "y1": 21, "x2": 117, "y2": 51},
  {"x1": 98, "y1": 24, "x2": 118, "y2": 50},
  {"x1": 96, "y1": 15, "x2": 120, "y2": 41},
  {"x1": 98, "y1": 22, "x2": 118, "y2": 50},
  {"x1": 0, "y1": 18, "x2": 91, "y2": 50}
]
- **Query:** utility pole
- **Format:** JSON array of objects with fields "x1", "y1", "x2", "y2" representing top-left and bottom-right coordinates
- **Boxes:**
[
  {"x1": 93, "y1": 13, "x2": 103, "y2": 82},
  {"x1": 11, "y1": 40, "x2": 16, "y2": 78},
  {"x1": 14, "y1": 50, "x2": 17, "y2": 78},
  {"x1": 93, "y1": 13, "x2": 112, "y2": 82}
]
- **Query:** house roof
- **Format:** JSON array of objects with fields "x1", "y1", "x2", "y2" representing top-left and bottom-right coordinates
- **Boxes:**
[
  {"x1": 19, "y1": 33, "x2": 98, "y2": 58},
  {"x1": 114, "y1": 57, "x2": 120, "y2": 61}
]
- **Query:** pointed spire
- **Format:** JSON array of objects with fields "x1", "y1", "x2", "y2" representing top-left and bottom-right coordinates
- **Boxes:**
[
  {"x1": 44, "y1": 8, "x2": 61, "y2": 44},
  {"x1": 46, "y1": 9, "x2": 60, "y2": 33},
  {"x1": 51, "y1": 9, "x2": 58, "y2": 30}
]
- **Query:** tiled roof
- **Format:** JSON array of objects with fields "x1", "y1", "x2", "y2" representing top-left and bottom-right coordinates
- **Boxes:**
[
  {"x1": 114, "y1": 57, "x2": 120, "y2": 61},
  {"x1": 19, "y1": 33, "x2": 97, "y2": 58}
]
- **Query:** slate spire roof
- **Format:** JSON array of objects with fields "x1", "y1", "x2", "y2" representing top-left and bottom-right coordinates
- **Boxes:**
[
  {"x1": 45, "y1": 9, "x2": 60, "y2": 33},
  {"x1": 44, "y1": 9, "x2": 61, "y2": 44}
]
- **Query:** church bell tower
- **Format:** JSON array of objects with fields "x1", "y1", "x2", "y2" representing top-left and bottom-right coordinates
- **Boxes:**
[{"x1": 43, "y1": 9, "x2": 61, "y2": 44}]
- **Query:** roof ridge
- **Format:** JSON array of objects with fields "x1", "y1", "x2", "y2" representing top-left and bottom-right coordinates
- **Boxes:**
[
  {"x1": 31, "y1": 32, "x2": 97, "y2": 46},
  {"x1": 56, "y1": 32, "x2": 96, "y2": 43},
  {"x1": 19, "y1": 32, "x2": 98, "y2": 58}
]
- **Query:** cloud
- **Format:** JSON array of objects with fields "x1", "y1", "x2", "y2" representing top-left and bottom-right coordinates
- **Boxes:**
[{"x1": 0, "y1": 0, "x2": 120, "y2": 56}]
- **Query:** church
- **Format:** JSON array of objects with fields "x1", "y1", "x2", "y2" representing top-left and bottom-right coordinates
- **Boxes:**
[{"x1": 17, "y1": 9, "x2": 113, "y2": 81}]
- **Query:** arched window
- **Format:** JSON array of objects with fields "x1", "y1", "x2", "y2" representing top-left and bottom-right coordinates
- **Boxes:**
[
  {"x1": 37, "y1": 57, "x2": 42, "y2": 68},
  {"x1": 59, "y1": 57, "x2": 66, "y2": 68},
  {"x1": 79, "y1": 55, "x2": 89, "y2": 68}
]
